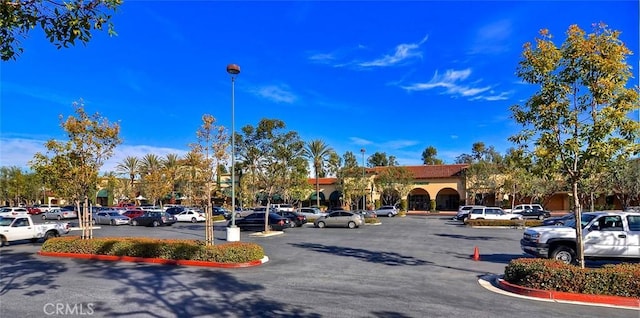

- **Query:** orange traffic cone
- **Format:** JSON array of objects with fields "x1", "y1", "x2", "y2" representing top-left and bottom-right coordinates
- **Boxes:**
[{"x1": 472, "y1": 246, "x2": 480, "y2": 261}]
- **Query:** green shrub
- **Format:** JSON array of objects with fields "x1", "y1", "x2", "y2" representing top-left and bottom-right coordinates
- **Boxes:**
[
  {"x1": 42, "y1": 237, "x2": 264, "y2": 263},
  {"x1": 465, "y1": 219, "x2": 542, "y2": 227},
  {"x1": 504, "y1": 258, "x2": 640, "y2": 297},
  {"x1": 429, "y1": 200, "x2": 436, "y2": 212},
  {"x1": 364, "y1": 217, "x2": 379, "y2": 224},
  {"x1": 400, "y1": 199, "x2": 407, "y2": 212}
]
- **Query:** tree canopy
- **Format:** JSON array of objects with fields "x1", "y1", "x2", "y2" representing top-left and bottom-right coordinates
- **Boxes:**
[{"x1": 1, "y1": 0, "x2": 122, "y2": 61}]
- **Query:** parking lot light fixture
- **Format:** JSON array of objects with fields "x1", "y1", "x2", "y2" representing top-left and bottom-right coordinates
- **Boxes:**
[
  {"x1": 227, "y1": 64, "x2": 240, "y2": 241},
  {"x1": 361, "y1": 148, "x2": 366, "y2": 210}
]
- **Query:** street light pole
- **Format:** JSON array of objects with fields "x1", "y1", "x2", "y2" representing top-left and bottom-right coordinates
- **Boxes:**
[
  {"x1": 227, "y1": 64, "x2": 240, "y2": 242},
  {"x1": 361, "y1": 148, "x2": 366, "y2": 210}
]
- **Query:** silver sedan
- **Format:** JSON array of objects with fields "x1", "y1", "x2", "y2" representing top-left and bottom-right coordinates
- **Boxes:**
[
  {"x1": 314, "y1": 211, "x2": 363, "y2": 229},
  {"x1": 92, "y1": 211, "x2": 130, "y2": 225}
]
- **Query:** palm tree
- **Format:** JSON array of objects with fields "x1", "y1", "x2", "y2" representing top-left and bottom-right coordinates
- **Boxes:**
[
  {"x1": 163, "y1": 153, "x2": 180, "y2": 202},
  {"x1": 116, "y1": 156, "x2": 139, "y2": 200},
  {"x1": 303, "y1": 140, "x2": 334, "y2": 208},
  {"x1": 140, "y1": 154, "x2": 162, "y2": 175}
]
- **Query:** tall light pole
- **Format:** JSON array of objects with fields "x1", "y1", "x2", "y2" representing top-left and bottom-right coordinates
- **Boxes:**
[
  {"x1": 227, "y1": 63, "x2": 240, "y2": 242},
  {"x1": 360, "y1": 148, "x2": 366, "y2": 210}
]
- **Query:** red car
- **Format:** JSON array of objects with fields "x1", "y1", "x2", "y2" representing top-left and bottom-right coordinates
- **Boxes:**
[
  {"x1": 27, "y1": 207, "x2": 42, "y2": 215},
  {"x1": 123, "y1": 209, "x2": 145, "y2": 219}
]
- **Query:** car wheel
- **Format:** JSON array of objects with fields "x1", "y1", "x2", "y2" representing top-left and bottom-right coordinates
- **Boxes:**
[
  {"x1": 92, "y1": 219, "x2": 97, "y2": 225},
  {"x1": 191, "y1": 217, "x2": 197, "y2": 223},
  {"x1": 152, "y1": 220, "x2": 159, "y2": 227},
  {"x1": 42, "y1": 215, "x2": 47, "y2": 220},
  {"x1": 538, "y1": 215, "x2": 544, "y2": 220},
  {"x1": 0, "y1": 236, "x2": 6, "y2": 247},
  {"x1": 43, "y1": 231, "x2": 57, "y2": 241},
  {"x1": 551, "y1": 246, "x2": 576, "y2": 264},
  {"x1": 387, "y1": 212, "x2": 393, "y2": 217},
  {"x1": 348, "y1": 221, "x2": 356, "y2": 229},
  {"x1": 131, "y1": 220, "x2": 138, "y2": 226},
  {"x1": 57, "y1": 215, "x2": 62, "y2": 220},
  {"x1": 317, "y1": 221, "x2": 326, "y2": 228}
]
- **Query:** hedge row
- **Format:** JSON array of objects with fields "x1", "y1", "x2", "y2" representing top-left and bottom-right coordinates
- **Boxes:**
[
  {"x1": 41, "y1": 237, "x2": 264, "y2": 263},
  {"x1": 504, "y1": 258, "x2": 640, "y2": 297},
  {"x1": 465, "y1": 219, "x2": 543, "y2": 227}
]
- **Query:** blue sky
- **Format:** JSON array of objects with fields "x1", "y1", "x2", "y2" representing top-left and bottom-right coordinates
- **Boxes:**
[{"x1": 1, "y1": 1, "x2": 639, "y2": 173}]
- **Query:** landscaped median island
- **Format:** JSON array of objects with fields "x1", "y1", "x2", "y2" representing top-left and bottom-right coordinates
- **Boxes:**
[
  {"x1": 38, "y1": 237, "x2": 266, "y2": 268},
  {"x1": 502, "y1": 258, "x2": 640, "y2": 304}
]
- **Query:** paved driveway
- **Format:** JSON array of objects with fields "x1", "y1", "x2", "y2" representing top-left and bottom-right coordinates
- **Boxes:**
[{"x1": 1, "y1": 216, "x2": 637, "y2": 317}]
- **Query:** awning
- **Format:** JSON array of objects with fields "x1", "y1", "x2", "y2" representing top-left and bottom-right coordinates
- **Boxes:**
[
  {"x1": 309, "y1": 192, "x2": 326, "y2": 201},
  {"x1": 97, "y1": 189, "x2": 109, "y2": 198}
]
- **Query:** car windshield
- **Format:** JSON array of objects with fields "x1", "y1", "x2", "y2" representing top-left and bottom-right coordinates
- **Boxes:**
[
  {"x1": 0, "y1": 218, "x2": 13, "y2": 226},
  {"x1": 563, "y1": 214, "x2": 597, "y2": 229}
]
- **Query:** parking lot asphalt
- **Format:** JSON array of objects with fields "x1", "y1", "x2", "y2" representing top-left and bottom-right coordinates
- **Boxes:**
[{"x1": 1, "y1": 216, "x2": 638, "y2": 317}]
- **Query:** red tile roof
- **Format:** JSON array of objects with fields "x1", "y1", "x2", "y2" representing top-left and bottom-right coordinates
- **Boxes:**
[
  {"x1": 306, "y1": 164, "x2": 469, "y2": 184},
  {"x1": 307, "y1": 177, "x2": 337, "y2": 185},
  {"x1": 371, "y1": 164, "x2": 469, "y2": 179}
]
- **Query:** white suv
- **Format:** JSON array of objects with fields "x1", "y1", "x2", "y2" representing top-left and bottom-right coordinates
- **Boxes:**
[{"x1": 468, "y1": 207, "x2": 523, "y2": 220}]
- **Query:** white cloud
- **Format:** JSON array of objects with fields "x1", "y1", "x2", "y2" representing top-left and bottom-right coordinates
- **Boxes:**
[
  {"x1": 358, "y1": 35, "x2": 429, "y2": 68},
  {"x1": 380, "y1": 140, "x2": 419, "y2": 149},
  {"x1": 349, "y1": 137, "x2": 373, "y2": 146},
  {"x1": 402, "y1": 68, "x2": 506, "y2": 99},
  {"x1": 0, "y1": 136, "x2": 188, "y2": 174},
  {"x1": 252, "y1": 85, "x2": 298, "y2": 104},
  {"x1": 308, "y1": 53, "x2": 335, "y2": 63}
]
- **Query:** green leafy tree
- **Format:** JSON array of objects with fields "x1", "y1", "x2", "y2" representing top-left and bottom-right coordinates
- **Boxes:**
[
  {"x1": 189, "y1": 114, "x2": 228, "y2": 245},
  {"x1": 421, "y1": 146, "x2": 444, "y2": 165},
  {"x1": 30, "y1": 100, "x2": 121, "y2": 239},
  {"x1": 373, "y1": 166, "x2": 414, "y2": 207},
  {"x1": 303, "y1": 140, "x2": 335, "y2": 207},
  {"x1": 1, "y1": 0, "x2": 122, "y2": 61},
  {"x1": 607, "y1": 157, "x2": 640, "y2": 210},
  {"x1": 510, "y1": 23, "x2": 640, "y2": 268}
]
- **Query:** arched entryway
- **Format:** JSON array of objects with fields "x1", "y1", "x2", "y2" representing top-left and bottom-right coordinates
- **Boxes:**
[
  {"x1": 378, "y1": 188, "x2": 401, "y2": 206},
  {"x1": 408, "y1": 188, "x2": 430, "y2": 211},
  {"x1": 308, "y1": 192, "x2": 326, "y2": 207},
  {"x1": 435, "y1": 188, "x2": 460, "y2": 211},
  {"x1": 329, "y1": 191, "x2": 342, "y2": 209}
]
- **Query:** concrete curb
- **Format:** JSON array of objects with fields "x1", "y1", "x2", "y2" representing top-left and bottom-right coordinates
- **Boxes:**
[
  {"x1": 37, "y1": 251, "x2": 268, "y2": 268},
  {"x1": 248, "y1": 231, "x2": 285, "y2": 238},
  {"x1": 478, "y1": 274, "x2": 640, "y2": 310}
]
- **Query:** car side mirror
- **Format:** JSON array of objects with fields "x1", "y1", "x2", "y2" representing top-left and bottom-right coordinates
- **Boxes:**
[{"x1": 589, "y1": 224, "x2": 600, "y2": 231}]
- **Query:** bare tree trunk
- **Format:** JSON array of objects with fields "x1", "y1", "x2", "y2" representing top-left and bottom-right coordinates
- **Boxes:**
[{"x1": 573, "y1": 181, "x2": 584, "y2": 268}]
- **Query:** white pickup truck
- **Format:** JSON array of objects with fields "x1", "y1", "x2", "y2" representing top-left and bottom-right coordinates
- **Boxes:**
[
  {"x1": 520, "y1": 211, "x2": 640, "y2": 264},
  {"x1": 0, "y1": 215, "x2": 70, "y2": 246}
]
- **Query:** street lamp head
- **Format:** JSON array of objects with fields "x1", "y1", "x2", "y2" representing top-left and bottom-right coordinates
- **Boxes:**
[
  {"x1": 226, "y1": 64, "x2": 241, "y2": 75},
  {"x1": 360, "y1": 148, "x2": 365, "y2": 153}
]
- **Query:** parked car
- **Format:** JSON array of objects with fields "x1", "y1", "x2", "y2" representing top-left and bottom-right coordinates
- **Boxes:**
[
  {"x1": 27, "y1": 206, "x2": 43, "y2": 215},
  {"x1": 374, "y1": 205, "x2": 398, "y2": 217},
  {"x1": 504, "y1": 204, "x2": 544, "y2": 214},
  {"x1": 314, "y1": 211, "x2": 363, "y2": 229},
  {"x1": 274, "y1": 211, "x2": 307, "y2": 227},
  {"x1": 92, "y1": 211, "x2": 130, "y2": 225},
  {"x1": 297, "y1": 207, "x2": 326, "y2": 219},
  {"x1": 454, "y1": 205, "x2": 485, "y2": 221},
  {"x1": 521, "y1": 211, "x2": 640, "y2": 264},
  {"x1": 122, "y1": 209, "x2": 145, "y2": 220},
  {"x1": 542, "y1": 213, "x2": 574, "y2": 226},
  {"x1": 175, "y1": 209, "x2": 206, "y2": 223},
  {"x1": 353, "y1": 210, "x2": 377, "y2": 219},
  {"x1": 272, "y1": 204, "x2": 295, "y2": 212},
  {"x1": 230, "y1": 212, "x2": 291, "y2": 231},
  {"x1": 513, "y1": 208, "x2": 551, "y2": 220},
  {"x1": 212, "y1": 206, "x2": 231, "y2": 219},
  {"x1": 130, "y1": 211, "x2": 177, "y2": 227},
  {"x1": 0, "y1": 215, "x2": 70, "y2": 246},
  {"x1": 467, "y1": 207, "x2": 522, "y2": 220},
  {"x1": 165, "y1": 206, "x2": 186, "y2": 215},
  {"x1": 0, "y1": 207, "x2": 29, "y2": 218},
  {"x1": 42, "y1": 208, "x2": 77, "y2": 220}
]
